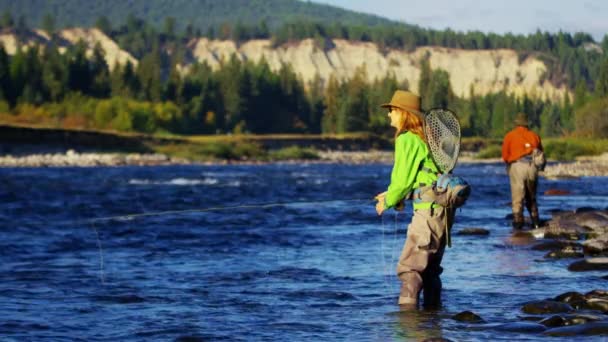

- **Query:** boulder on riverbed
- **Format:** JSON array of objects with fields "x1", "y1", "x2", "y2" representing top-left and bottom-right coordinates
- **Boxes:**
[{"x1": 568, "y1": 257, "x2": 608, "y2": 272}]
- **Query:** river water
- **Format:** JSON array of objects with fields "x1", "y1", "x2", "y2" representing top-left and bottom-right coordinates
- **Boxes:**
[{"x1": 1, "y1": 162, "x2": 607, "y2": 341}]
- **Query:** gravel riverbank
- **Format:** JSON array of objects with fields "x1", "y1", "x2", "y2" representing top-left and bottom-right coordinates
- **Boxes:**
[{"x1": 0, "y1": 150, "x2": 606, "y2": 177}]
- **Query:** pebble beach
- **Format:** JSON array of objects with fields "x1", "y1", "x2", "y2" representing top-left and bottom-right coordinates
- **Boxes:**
[{"x1": 0, "y1": 149, "x2": 607, "y2": 177}]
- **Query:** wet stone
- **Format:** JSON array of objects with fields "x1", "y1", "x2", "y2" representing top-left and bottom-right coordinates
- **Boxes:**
[
  {"x1": 544, "y1": 246, "x2": 584, "y2": 259},
  {"x1": 492, "y1": 322, "x2": 547, "y2": 333},
  {"x1": 539, "y1": 315, "x2": 566, "y2": 327},
  {"x1": 585, "y1": 289, "x2": 608, "y2": 299},
  {"x1": 574, "y1": 211, "x2": 608, "y2": 231},
  {"x1": 554, "y1": 291, "x2": 586, "y2": 304},
  {"x1": 456, "y1": 228, "x2": 489, "y2": 236},
  {"x1": 521, "y1": 300, "x2": 574, "y2": 314},
  {"x1": 568, "y1": 257, "x2": 608, "y2": 272},
  {"x1": 563, "y1": 314, "x2": 603, "y2": 326},
  {"x1": 583, "y1": 233, "x2": 608, "y2": 255},
  {"x1": 585, "y1": 298, "x2": 608, "y2": 313},
  {"x1": 544, "y1": 321, "x2": 608, "y2": 337},
  {"x1": 451, "y1": 310, "x2": 484, "y2": 323},
  {"x1": 532, "y1": 240, "x2": 580, "y2": 251}
]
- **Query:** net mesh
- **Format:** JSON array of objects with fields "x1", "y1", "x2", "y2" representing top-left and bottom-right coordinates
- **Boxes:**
[{"x1": 424, "y1": 109, "x2": 461, "y2": 173}]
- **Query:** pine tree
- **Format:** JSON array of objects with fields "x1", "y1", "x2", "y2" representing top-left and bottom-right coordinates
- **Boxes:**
[
  {"x1": 137, "y1": 47, "x2": 162, "y2": 101},
  {"x1": 41, "y1": 45, "x2": 67, "y2": 101},
  {"x1": 322, "y1": 75, "x2": 341, "y2": 134},
  {"x1": 418, "y1": 56, "x2": 432, "y2": 109},
  {"x1": 0, "y1": 45, "x2": 10, "y2": 103},
  {"x1": 427, "y1": 69, "x2": 452, "y2": 109},
  {"x1": 67, "y1": 41, "x2": 92, "y2": 94},
  {"x1": 573, "y1": 80, "x2": 588, "y2": 109},
  {"x1": 90, "y1": 43, "x2": 110, "y2": 98},
  {"x1": 595, "y1": 57, "x2": 608, "y2": 97}
]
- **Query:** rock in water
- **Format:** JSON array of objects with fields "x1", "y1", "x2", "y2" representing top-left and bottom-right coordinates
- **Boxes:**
[{"x1": 568, "y1": 257, "x2": 608, "y2": 272}]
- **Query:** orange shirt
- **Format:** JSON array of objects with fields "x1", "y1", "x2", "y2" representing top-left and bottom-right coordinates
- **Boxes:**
[{"x1": 502, "y1": 126, "x2": 543, "y2": 163}]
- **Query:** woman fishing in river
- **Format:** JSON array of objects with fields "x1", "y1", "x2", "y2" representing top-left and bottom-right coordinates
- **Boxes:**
[{"x1": 374, "y1": 90, "x2": 455, "y2": 309}]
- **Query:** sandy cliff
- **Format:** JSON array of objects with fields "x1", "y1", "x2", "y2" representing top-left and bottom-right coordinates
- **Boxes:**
[
  {"x1": 188, "y1": 38, "x2": 569, "y2": 101},
  {"x1": 0, "y1": 28, "x2": 569, "y2": 101},
  {"x1": 0, "y1": 27, "x2": 137, "y2": 70}
]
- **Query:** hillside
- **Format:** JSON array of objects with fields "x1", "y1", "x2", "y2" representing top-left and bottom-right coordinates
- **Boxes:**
[
  {"x1": 189, "y1": 38, "x2": 568, "y2": 101},
  {"x1": 0, "y1": 0, "x2": 400, "y2": 32},
  {"x1": 0, "y1": 28, "x2": 569, "y2": 101}
]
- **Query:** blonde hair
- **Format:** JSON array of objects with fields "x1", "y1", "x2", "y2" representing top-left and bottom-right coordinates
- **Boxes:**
[{"x1": 394, "y1": 108, "x2": 426, "y2": 142}]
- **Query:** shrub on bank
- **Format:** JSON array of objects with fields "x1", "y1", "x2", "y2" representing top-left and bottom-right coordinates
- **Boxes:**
[
  {"x1": 475, "y1": 145, "x2": 502, "y2": 159},
  {"x1": 544, "y1": 138, "x2": 608, "y2": 161},
  {"x1": 154, "y1": 140, "x2": 266, "y2": 161},
  {"x1": 473, "y1": 138, "x2": 608, "y2": 161},
  {"x1": 268, "y1": 146, "x2": 319, "y2": 160}
]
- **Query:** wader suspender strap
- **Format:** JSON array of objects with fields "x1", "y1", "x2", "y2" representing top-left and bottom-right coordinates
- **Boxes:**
[{"x1": 445, "y1": 207, "x2": 452, "y2": 248}]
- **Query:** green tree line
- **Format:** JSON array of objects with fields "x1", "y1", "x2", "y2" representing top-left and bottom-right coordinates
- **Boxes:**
[
  {"x1": 2, "y1": 9, "x2": 605, "y2": 90},
  {"x1": 1, "y1": 39, "x2": 607, "y2": 138}
]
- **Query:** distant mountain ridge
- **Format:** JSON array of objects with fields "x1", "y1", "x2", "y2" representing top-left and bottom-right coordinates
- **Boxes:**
[{"x1": 0, "y1": 0, "x2": 402, "y2": 32}]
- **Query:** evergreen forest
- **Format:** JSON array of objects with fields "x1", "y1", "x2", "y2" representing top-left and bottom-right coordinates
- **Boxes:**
[{"x1": 0, "y1": 6, "x2": 607, "y2": 140}]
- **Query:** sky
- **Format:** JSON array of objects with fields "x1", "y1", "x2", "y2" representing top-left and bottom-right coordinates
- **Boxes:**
[{"x1": 311, "y1": 0, "x2": 608, "y2": 42}]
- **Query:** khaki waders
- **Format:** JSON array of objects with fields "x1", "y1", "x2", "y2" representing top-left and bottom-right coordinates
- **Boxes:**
[
  {"x1": 396, "y1": 206, "x2": 453, "y2": 307},
  {"x1": 508, "y1": 158, "x2": 539, "y2": 229}
]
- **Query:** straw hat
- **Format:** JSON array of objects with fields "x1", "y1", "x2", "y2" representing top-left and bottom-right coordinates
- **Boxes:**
[
  {"x1": 380, "y1": 90, "x2": 423, "y2": 117},
  {"x1": 514, "y1": 112, "x2": 529, "y2": 126}
]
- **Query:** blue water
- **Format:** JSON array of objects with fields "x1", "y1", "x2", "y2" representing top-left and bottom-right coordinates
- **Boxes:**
[{"x1": 1, "y1": 162, "x2": 607, "y2": 341}]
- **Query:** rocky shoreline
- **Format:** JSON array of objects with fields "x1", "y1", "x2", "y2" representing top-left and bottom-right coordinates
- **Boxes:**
[{"x1": 0, "y1": 150, "x2": 607, "y2": 177}]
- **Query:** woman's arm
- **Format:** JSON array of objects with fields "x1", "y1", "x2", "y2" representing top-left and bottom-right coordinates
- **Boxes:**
[{"x1": 384, "y1": 133, "x2": 423, "y2": 209}]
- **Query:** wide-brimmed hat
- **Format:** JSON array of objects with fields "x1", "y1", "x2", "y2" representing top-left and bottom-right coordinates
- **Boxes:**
[
  {"x1": 380, "y1": 90, "x2": 423, "y2": 116},
  {"x1": 514, "y1": 112, "x2": 528, "y2": 126}
]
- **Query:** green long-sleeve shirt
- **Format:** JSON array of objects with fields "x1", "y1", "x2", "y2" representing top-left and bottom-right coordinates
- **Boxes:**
[{"x1": 385, "y1": 131, "x2": 439, "y2": 210}]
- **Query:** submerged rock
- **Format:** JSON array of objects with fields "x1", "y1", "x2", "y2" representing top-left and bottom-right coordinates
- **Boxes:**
[
  {"x1": 554, "y1": 291, "x2": 586, "y2": 304},
  {"x1": 538, "y1": 315, "x2": 567, "y2": 327},
  {"x1": 584, "y1": 298, "x2": 608, "y2": 313},
  {"x1": 544, "y1": 321, "x2": 608, "y2": 336},
  {"x1": 538, "y1": 313, "x2": 603, "y2": 328},
  {"x1": 583, "y1": 233, "x2": 608, "y2": 254},
  {"x1": 544, "y1": 246, "x2": 584, "y2": 259},
  {"x1": 492, "y1": 322, "x2": 547, "y2": 333},
  {"x1": 532, "y1": 240, "x2": 580, "y2": 251},
  {"x1": 543, "y1": 210, "x2": 608, "y2": 238},
  {"x1": 521, "y1": 300, "x2": 574, "y2": 314},
  {"x1": 451, "y1": 310, "x2": 484, "y2": 323},
  {"x1": 456, "y1": 228, "x2": 490, "y2": 236},
  {"x1": 568, "y1": 257, "x2": 608, "y2": 272},
  {"x1": 585, "y1": 289, "x2": 608, "y2": 299}
]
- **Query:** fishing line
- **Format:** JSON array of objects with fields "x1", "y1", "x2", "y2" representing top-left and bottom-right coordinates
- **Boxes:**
[
  {"x1": 28, "y1": 197, "x2": 377, "y2": 285},
  {"x1": 380, "y1": 209, "x2": 406, "y2": 297},
  {"x1": 47, "y1": 198, "x2": 375, "y2": 228},
  {"x1": 391, "y1": 211, "x2": 400, "y2": 294},
  {"x1": 89, "y1": 222, "x2": 106, "y2": 285}
]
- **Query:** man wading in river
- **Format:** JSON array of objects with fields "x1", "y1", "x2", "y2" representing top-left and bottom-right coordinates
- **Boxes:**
[{"x1": 502, "y1": 112, "x2": 544, "y2": 230}]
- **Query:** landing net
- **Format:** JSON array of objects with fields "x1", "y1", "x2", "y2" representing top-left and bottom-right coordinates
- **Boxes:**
[{"x1": 424, "y1": 108, "x2": 461, "y2": 173}]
